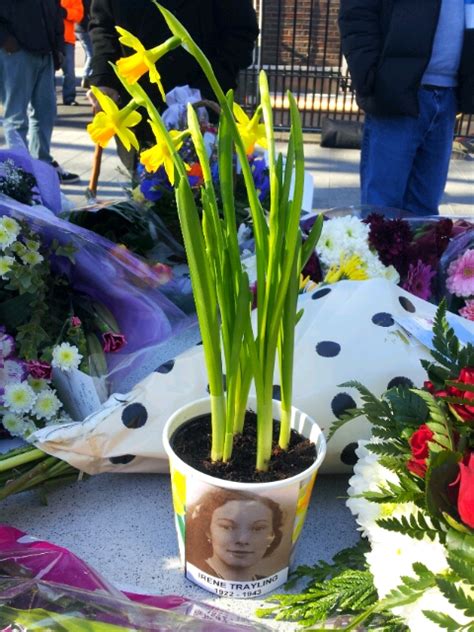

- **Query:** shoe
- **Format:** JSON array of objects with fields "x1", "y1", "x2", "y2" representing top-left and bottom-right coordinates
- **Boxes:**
[
  {"x1": 51, "y1": 160, "x2": 80, "y2": 184},
  {"x1": 64, "y1": 100, "x2": 79, "y2": 106},
  {"x1": 81, "y1": 77, "x2": 90, "y2": 89}
]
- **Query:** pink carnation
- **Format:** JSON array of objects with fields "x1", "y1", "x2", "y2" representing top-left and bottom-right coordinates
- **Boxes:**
[
  {"x1": 102, "y1": 332, "x2": 127, "y2": 353},
  {"x1": 70, "y1": 316, "x2": 82, "y2": 328},
  {"x1": 27, "y1": 359, "x2": 52, "y2": 380},
  {"x1": 446, "y1": 249, "x2": 474, "y2": 298},
  {"x1": 460, "y1": 300, "x2": 474, "y2": 321}
]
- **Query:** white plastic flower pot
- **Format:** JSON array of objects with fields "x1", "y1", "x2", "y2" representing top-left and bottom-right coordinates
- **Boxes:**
[{"x1": 163, "y1": 396, "x2": 326, "y2": 598}]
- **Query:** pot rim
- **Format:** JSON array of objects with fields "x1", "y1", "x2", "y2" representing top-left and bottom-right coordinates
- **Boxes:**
[{"x1": 163, "y1": 396, "x2": 327, "y2": 491}]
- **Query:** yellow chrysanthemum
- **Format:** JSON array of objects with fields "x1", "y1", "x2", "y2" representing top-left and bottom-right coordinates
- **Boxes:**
[
  {"x1": 324, "y1": 254, "x2": 369, "y2": 284},
  {"x1": 139, "y1": 123, "x2": 186, "y2": 185},
  {"x1": 115, "y1": 27, "x2": 168, "y2": 101},
  {"x1": 87, "y1": 87, "x2": 142, "y2": 151},
  {"x1": 233, "y1": 103, "x2": 268, "y2": 154},
  {"x1": 299, "y1": 274, "x2": 317, "y2": 293}
]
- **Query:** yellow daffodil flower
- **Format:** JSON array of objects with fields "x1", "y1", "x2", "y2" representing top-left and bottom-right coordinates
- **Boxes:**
[
  {"x1": 87, "y1": 87, "x2": 142, "y2": 151},
  {"x1": 233, "y1": 103, "x2": 268, "y2": 154},
  {"x1": 139, "y1": 122, "x2": 187, "y2": 185},
  {"x1": 116, "y1": 27, "x2": 179, "y2": 101},
  {"x1": 324, "y1": 254, "x2": 369, "y2": 283}
]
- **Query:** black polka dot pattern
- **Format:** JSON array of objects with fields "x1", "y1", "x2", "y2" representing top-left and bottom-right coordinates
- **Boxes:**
[
  {"x1": 207, "y1": 375, "x2": 227, "y2": 394},
  {"x1": 312, "y1": 288, "x2": 332, "y2": 300},
  {"x1": 371, "y1": 312, "x2": 394, "y2": 327},
  {"x1": 121, "y1": 403, "x2": 148, "y2": 429},
  {"x1": 272, "y1": 385, "x2": 281, "y2": 401},
  {"x1": 155, "y1": 359, "x2": 175, "y2": 374},
  {"x1": 387, "y1": 376, "x2": 414, "y2": 390},
  {"x1": 109, "y1": 454, "x2": 136, "y2": 465},
  {"x1": 315, "y1": 341, "x2": 341, "y2": 357},
  {"x1": 340, "y1": 443, "x2": 358, "y2": 466},
  {"x1": 331, "y1": 392, "x2": 356, "y2": 419},
  {"x1": 399, "y1": 296, "x2": 416, "y2": 313}
]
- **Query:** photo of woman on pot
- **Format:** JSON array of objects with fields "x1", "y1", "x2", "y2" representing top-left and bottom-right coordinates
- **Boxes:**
[{"x1": 185, "y1": 486, "x2": 295, "y2": 581}]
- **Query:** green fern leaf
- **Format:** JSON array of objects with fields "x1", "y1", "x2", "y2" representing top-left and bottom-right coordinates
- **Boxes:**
[
  {"x1": 448, "y1": 551, "x2": 474, "y2": 584},
  {"x1": 423, "y1": 610, "x2": 466, "y2": 631},
  {"x1": 436, "y1": 578, "x2": 474, "y2": 617},
  {"x1": 377, "y1": 514, "x2": 440, "y2": 540}
]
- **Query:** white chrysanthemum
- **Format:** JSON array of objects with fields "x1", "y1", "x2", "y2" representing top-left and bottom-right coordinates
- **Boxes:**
[
  {"x1": 33, "y1": 389, "x2": 62, "y2": 420},
  {"x1": 0, "y1": 216, "x2": 20, "y2": 239},
  {"x1": 363, "y1": 251, "x2": 393, "y2": 280},
  {"x1": 2, "y1": 413, "x2": 25, "y2": 437},
  {"x1": 21, "y1": 418, "x2": 38, "y2": 438},
  {"x1": 28, "y1": 377, "x2": 48, "y2": 392},
  {"x1": 0, "y1": 255, "x2": 15, "y2": 277},
  {"x1": 20, "y1": 250, "x2": 44, "y2": 266},
  {"x1": 10, "y1": 241, "x2": 26, "y2": 256},
  {"x1": 51, "y1": 342, "x2": 82, "y2": 371},
  {"x1": 3, "y1": 382, "x2": 36, "y2": 413},
  {"x1": 0, "y1": 226, "x2": 16, "y2": 250},
  {"x1": 383, "y1": 265, "x2": 400, "y2": 284},
  {"x1": 317, "y1": 217, "x2": 371, "y2": 267},
  {"x1": 347, "y1": 441, "x2": 401, "y2": 535},
  {"x1": 24, "y1": 239, "x2": 40, "y2": 251}
]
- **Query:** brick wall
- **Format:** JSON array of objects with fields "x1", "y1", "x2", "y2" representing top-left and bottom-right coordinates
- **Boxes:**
[{"x1": 260, "y1": 0, "x2": 341, "y2": 68}]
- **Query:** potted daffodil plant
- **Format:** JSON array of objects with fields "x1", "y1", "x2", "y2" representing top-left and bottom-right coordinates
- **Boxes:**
[{"x1": 88, "y1": 2, "x2": 326, "y2": 597}]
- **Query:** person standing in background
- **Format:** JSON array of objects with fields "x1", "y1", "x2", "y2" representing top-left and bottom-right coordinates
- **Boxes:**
[
  {"x1": 60, "y1": 0, "x2": 83, "y2": 105},
  {"x1": 0, "y1": 0, "x2": 79, "y2": 182},
  {"x1": 87, "y1": 0, "x2": 259, "y2": 170},
  {"x1": 75, "y1": 0, "x2": 92, "y2": 89},
  {"x1": 339, "y1": 0, "x2": 474, "y2": 216}
]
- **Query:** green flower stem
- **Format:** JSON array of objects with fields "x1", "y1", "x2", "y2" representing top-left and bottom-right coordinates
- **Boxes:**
[
  {"x1": 0, "y1": 447, "x2": 45, "y2": 472},
  {"x1": 278, "y1": 242, "x2": 301, "y2": 449},
  {"x1": 150, "y1": 35, "x2": 182, "y2": 57}
]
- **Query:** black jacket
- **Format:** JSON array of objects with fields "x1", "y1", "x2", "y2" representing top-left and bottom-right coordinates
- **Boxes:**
[
  {"x1": 0, "y1": 0, "x2": 64, "y2": 56},
  {"x1": 89, "y1": 0, "x2": 258, "y2": 105},
  {"x1": 339, "y1": 0, "x2": 474, "y2": 116}
]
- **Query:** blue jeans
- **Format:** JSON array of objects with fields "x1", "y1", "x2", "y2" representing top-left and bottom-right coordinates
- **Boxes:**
[
  {"x1": 76, "y1": 29, "x2": 93, "y2": 79},
  {"x1": 0, "y1": 48, "x2": 56, "y2": 162},
  {"x1": 360, "y1": 87, "x2": 457, "y2": 216},
  {"x1": 62, "y1": 42, "x2": 76, "y2": 104}
]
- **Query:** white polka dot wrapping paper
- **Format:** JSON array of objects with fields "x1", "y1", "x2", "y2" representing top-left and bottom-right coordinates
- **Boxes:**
[{"x1": 30, "y1": 278, "x2": 474, "y2": 474}]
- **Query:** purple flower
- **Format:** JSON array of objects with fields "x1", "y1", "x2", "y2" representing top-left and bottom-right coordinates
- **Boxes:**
[
  {"x1": 0, "y1": 357, "x2": 27, "y2": 399},
  {"x1": 249, "y1": 154, "x2": 270, "y2": 202},
  {"x1": 0, "y1": 332, "x2": 15, "y2": 359},
  {"x1": 402, "y1": 260, "x2": 436, "y2": 300},
  {"x1": 139, "y1": 166, "x2": 172, "y2": 202}
]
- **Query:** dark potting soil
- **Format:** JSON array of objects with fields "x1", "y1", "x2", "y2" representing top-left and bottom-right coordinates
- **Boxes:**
[{"x1": 170, "y1": 411, "x2": 317, "y2": 483}]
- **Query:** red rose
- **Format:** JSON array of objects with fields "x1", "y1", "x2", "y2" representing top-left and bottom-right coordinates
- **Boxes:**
[
  {"x1": 407, "y1": 424, "x2": 434, "y2": 478},
  {"x1": 458, "y1": 452, "x2": 474, "y2": 528},
  {"x1": 26, "y1": 360, "x2": 52, "y2": 380},
  {"x1": 102, "y1": 332, "x2": 126, "y2": 353},
  {"x1": 447, "y1": 368, "x2": 474, "y2": 423}
]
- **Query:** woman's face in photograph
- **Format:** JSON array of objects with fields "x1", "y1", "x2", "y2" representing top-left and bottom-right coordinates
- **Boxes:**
[{"x1": 208, "y1": 500, "x2": 275, "y2": 569}]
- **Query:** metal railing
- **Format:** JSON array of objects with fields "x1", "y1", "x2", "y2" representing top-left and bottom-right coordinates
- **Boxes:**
[{"x1": 236, "y1": 0, "x2": 473, "y2": 137}]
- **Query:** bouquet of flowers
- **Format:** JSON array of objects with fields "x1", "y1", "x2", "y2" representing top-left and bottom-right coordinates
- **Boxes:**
[
  {"x1": 259, "y1": 302, "x2": 473, "y2": 630},
  {"x1": 0, "y1": 214, "x2": 97, "y2": 439},
  {"x1": 301, "y1": 213, "x2": 474, "y2": 320},
  {"x1": 66, "y1": 97, "x2": 269, "y2": 266}
]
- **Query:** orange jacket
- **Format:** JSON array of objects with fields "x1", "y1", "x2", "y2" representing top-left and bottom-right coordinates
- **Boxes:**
[{"x1": 60, "y1": 0, "x2": 84, "y2": 44}]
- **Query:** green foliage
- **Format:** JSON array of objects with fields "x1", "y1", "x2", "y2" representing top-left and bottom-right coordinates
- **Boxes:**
[
  {"x1": 423, "y1": 300, "x2": 474, "y2": 383},
  {"x1": 377, "y1": 513, "x2": 442, "y2": 541}
]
